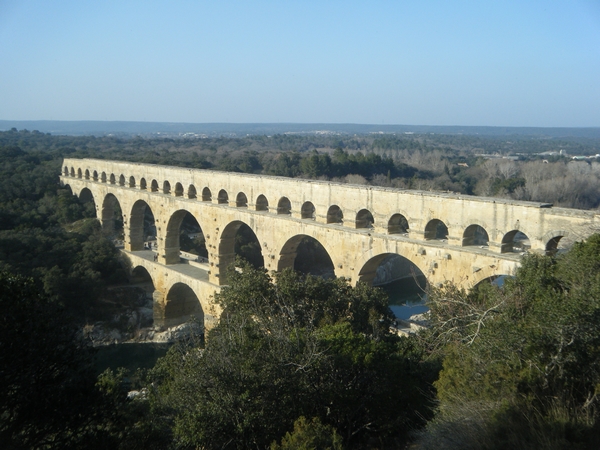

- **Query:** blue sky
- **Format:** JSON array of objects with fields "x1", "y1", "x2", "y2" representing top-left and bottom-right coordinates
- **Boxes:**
[{"x1": 1, "y1": 0, "x2": 599, "y2": 127}]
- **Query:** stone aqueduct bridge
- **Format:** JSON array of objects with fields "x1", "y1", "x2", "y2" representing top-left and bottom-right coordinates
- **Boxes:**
[{"x1": 61, "y1": 158, "x2": 600, "y2": 331}]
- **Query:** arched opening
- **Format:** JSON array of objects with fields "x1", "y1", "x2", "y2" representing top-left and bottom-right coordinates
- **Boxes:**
[
  {"x1": 278, "y1": 235, "x2": 335, "y2": 279},
  {"x1": 180, "y1": 213, "x2": 208, "y2": 260},
  {"x1": 129, "y1": 176, "x2": 136, "y2": 188},
  {"x1": 425, "y1": 219, "x2": 448, "y2": 241},
  {"x1": 218, "y1": 189, "x2": 228, "y2": 204},
  {"x1": 63, "y1": 166, "x2": 68, "y2": 176},
  {"x1": 109, "y1": 174, "x2": 116, "y2": 184},
  {"x1": 255, "y1": 194, "x2": 269, "y2": 211},
  {"x1": 93, "y1": 170, "x2": 98, "y2": 181},
  {"x1": 277, "y1": 197, "x2": 291, "y2": 215},
  {"x1": 358, "y1": 253, "x2": 427, "y2": 320},
  {"x1": 217, "y1": 221, "x2": 264, "y2": 282},
  {"x1": 164, "y1": 283, "x2": 204, "y2": 329},
  {"x1": 119, "y1": 175, "x2": 125, "y2": 186},
  {"x1": 174, "y1": 182, "x2": 184, "y2": 197},
  {"x1": 77, "y1": 168, "x2": 82, "y2": 179},
  {"x1": 202, "y1": 187, "x2": 212, "y2": 202},
  {"x1": 130, "y1": 266, "x2": 155, "y2": 328},
  {"x1": 236, "y1": 192, "x2": 248, "y2": 208},
  {"x1": 84, "y1": 169, "x2": 90, "y2": 180},
  {"x1": 70, "y1": 167, "x2": 75, "y2": 177},
  {"x1": 388, "y1": 214, "x2": 409, "y2": 234},
  {"x1": 101, "y1": 172, "x2": 107, "y2": 183},
  {"x1": 163, "y1": 181, "x2": 171, "y2": 195},
  {"x1": 101, "y1": 193, "x2": 124, "y2": 238},
  {"x1": 129, "y1": 200, "x2": 157, "y2": 251},
  {"x1": 188, "y1": 185, "x2": 197, "y2": 199},
  {"x1": 462, "y1": 224, "x2": 489, "y2": 247},
  {"x1": 151, "y1": 180, "x2": 159, "y2": 192},
  {"x1": 140, "y1": 178, "x2": 147, "y2": 190},
  {"x1": 546, "y1": 235, "x2": 564, "y2": 256},
  {"x1": 327, "y1": 205, "x2": 343, "y2": 224},
  {"x1": 164, "y1": 210, "x2": 207, "y2": 264},
  {"x1": 356, "y1": 209, "x2": 374, "y2": 229},
  {"x1": 301, "y1": 202, "x2": 315, "y2": 220},
  {"x1": 501, "y1": 230, "x2": 531, "y2": 253},
  {"x1": 473, "y1": 275, "x2": 509, "y2": 290},
  {"x1": 78, "y1": 187, "x2": 97, "y2": 219}
]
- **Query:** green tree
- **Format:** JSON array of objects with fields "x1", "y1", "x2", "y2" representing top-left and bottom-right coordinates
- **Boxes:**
[{"x1": 148, "y1": 263, "x2": 435, "y2": 449}]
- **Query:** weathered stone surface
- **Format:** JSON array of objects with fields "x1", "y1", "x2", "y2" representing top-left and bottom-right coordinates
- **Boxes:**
[{"x1": 61, "y1": 158, "x2": 600, "y2": 330}]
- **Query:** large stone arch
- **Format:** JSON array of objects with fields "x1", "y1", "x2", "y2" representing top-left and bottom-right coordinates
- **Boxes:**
[
  {"x1": 101, "y1": 193, "x2": 124, "y2": 237},
  {"x1": 162, "y1": 282, "x2": 204, "y2": 329},
  {"x1": 277, "y1": 234, "x2": 335, "y2": 278},
  {"x1": 78, "y1": 187, "x2": 97, "y2": 219},
  {"x1": 217, "y1": 220, "x2": 264, "y2": 283},
  {"x1": 164, "y1": 209, "x2": 205, "y2": 264},
  {"x1": 129, "y1": 200, "x2": 156, "y2": 251},
  {"x1": 357, "y1": 253, "x2": 426, "y2": 288}
]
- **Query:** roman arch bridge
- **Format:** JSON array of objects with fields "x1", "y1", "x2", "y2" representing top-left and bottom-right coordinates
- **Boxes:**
[{"x1": 60, "y1": 158, "x2": 600, "y2": 331}]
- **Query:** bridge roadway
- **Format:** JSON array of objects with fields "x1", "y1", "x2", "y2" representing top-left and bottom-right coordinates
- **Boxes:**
[{"x1": 60, "y1": 158, "x2": 600, "y2": 331}]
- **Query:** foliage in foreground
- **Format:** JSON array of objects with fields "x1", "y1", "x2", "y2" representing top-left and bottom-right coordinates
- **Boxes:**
[
  {"x1": 147, "y1": 263, "x2": 437, "y2": 449},
  {"x1": 417, "y1": 235, "x2": 600, "y2": 449}
]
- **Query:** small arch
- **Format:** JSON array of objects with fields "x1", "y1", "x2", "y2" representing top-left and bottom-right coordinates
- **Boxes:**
[
  {"x1": 546, "y1": 236, "x2": 563, "y2": 255},
  {"x1": 129, "y1": 176, "x2": 136, "y2": 188},
  {"x1": 163, "y1": 181, "x2": 171, "y2": 194},
  {"x1": 202, "y1": 187, "x2": 212, "y2": 202},
  {"x1": 327, "y1": 205, "x2": 343, "y2": 224},
  {"x1": 462, "y1": 224, "x2": 489, "y2": 247},
  {"x1": 101, "y1": 172, "x2": 107, "y2": 183},
  {"x1": 70, "y1": 167, "x2": 75, "y2": 177},
  {"x1": 356, "y1": 209, "x2": 374, "y2": 229},
  {"x1": 151, "y1": 180, "x2": 159, "y2": 192},
  {"x1": 140, "y1": 178, "x2": 147, "y2": 190},
  {"x1": 301, "y1": 202, "x2": 315, "y2": 220},
  {"x1": 84, "y1": 169, "x2": 90, "y2": 180},
  {"x1": 92, "y1": 170, "x2": 98, "y2": 181},
  {"x1": 109, "y1": 174, "x2": 116, "y2": 184},
  {"x1": 218, "y1": 189, "x2": 228, "y2": 204},
  {"x1": 174, "y1": 182, "x2": 184, "y2": 197},
  {"x1": 119, "y1": 175, "x2": 125, "y2": 186},
  {"x1": 255, "y1": 194, "x2": 269, "y2": 211},
  {"x1": 77, "y1": 168, "x2": 82, "y2": 179},
  {"x1": 388, "y1": 214, "x2": 409, "y2": 234},
  {"x1": 188, "y1": 185, "x2": 197, "y2": 199},
  {"x1": 277, "y1": 197, "x2": 291, "y2": 215},
  {"x1": 236, "y1": 192, "x2": 248, "y2": 208},
  {"x1": 63, "y1": 166, "x2": 69, "y2": 176},
  {"x1": 425, "y1": 219, "x2": 448, "y2": 240},
  {"x1": 164, "y1": 283, "x2": 204, "y2": 329},
  {"x1": 501, "y1": 230, "x2": 531, "y2": 253}
]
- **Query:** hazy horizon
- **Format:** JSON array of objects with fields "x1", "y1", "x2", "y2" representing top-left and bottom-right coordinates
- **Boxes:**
[{"x1": 1, "y1": 1, "x2": 599, "y2": 127}]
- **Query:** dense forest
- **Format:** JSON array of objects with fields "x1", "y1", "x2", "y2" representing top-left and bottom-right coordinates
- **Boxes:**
[{"x1": 2, "y1": 128, "x2": 600, "y2": 448}]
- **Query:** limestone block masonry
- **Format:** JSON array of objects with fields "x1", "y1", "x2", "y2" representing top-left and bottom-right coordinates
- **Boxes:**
[{"x1": 60, "y1": 158, "x2": 600, "y2": 330}]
